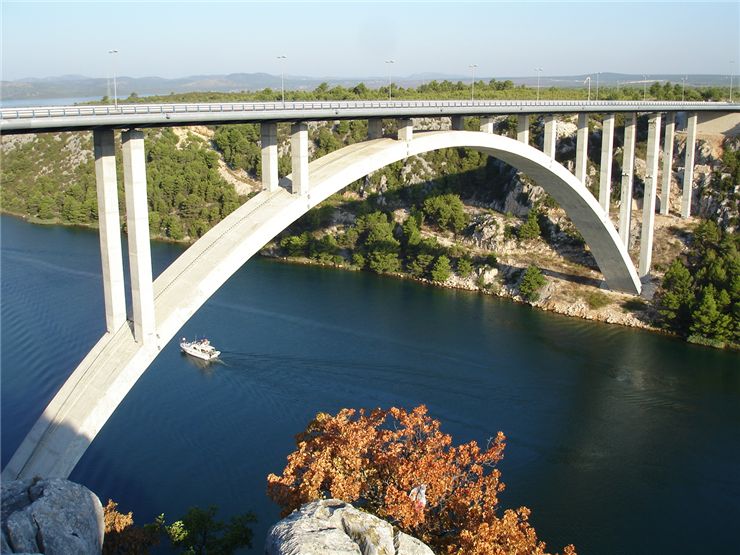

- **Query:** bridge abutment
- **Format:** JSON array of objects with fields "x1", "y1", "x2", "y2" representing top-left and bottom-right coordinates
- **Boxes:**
[
  {"x1": 368, "y1": 118, "x2": 383, "y2": 139},
  {"x1": 291, "y1": 122, "x2": 309, "y2": 195},
  {"x1": 681, "y1": 112, "x2": 698, "y2": 218},
  {"x1": 261, "y1": 122, "x2": 279, "y2": 192},
  {"x1": 122, "y1": 129, "x2": 156, "y2": 343},
  {"x1": 93, "y1": 129, "x2": 126, "y2": 333},
  {"x1": 397, "y1": 118, "x2": 413, "y2": 141},
  {"x1": 543, "y1": 115, "x2": 557, "y2": 158},
  {"x1": 660, "y1": 113, "x2": 675, "y2": 215},
  {"x1": 451, "y1": 116, "x2": 465, "y2": 130},
  {"x1": 517, "y1": 114, "x2": 529, "y2": 144},
  {"x1": 619, "y1": 113, "x2": 637, "y2": 247},
  {"x1": 599, "y1": 114, "x2": 615, "y2": 214},
  {"x1": 639, "y1": 114, "x2": 662, "y2": 277},
  {"x1": 480, "y1": 116, "x2": 495, "y2": 134},
  {"x1": 575, "y1": 113, "x2": 588, "y2": 183}
]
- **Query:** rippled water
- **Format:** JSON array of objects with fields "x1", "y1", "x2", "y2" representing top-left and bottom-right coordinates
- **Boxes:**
[{"x1": 2, "y1": 215, "x2": 738, "y2": 554}]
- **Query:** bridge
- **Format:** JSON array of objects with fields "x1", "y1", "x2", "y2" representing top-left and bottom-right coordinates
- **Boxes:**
[{"x1": 2, "y1": 99, "x2": 739, "y2": 480}]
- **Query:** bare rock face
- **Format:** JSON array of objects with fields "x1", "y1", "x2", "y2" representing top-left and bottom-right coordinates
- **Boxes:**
[
  {"x1": 265, "y1": 499, "x2": 434, "y2": 555},
  {"x1": 1, "y1": 478, "x2": 104, "y2": 555}
]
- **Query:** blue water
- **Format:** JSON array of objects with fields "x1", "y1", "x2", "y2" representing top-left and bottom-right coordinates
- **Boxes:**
[{"x1": 1, "y1": 215, "x2": 738, "y2": 553}]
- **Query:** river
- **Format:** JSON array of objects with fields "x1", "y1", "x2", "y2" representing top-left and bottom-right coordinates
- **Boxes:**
[{"x1": 1, "y1": 214, "x2": 738, "y2": 554}]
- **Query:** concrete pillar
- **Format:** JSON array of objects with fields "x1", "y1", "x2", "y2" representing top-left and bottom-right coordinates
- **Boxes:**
[
  {"x1": 575, "y1": 112, "x2": 589, "y2": 183},
  {"x1": 451, "y1": 116, "x2": 465, "y2": 130},
  {"x1": 660, "y1": 113, "x2": 675, "y2": 215},
  {"x1": 121, "y1": 129, "x2": 155, "y2": 344},
  {"x1": 639, "y1": 114, "x2": 662, "y2": 277},
  {"x1": 260, "y1": 122, "x2": 279, "y2": 192},
  {"x1": 599, "y1": 114, "x2": 615, "y2": 214},
  {"x1": 543, "y1": 115, "x2": 557, "y2": 158},
  {"x1": 93, "y1": 129, "x2": 126, "y2": 333},
  {"x1": 397, "y1": 118, "x2": 413, "y2": 141},
  {"x1": 290, "y1": 122, "x2": 309, "y2": 196},
  {"x1": 517, "y1": 114, "x2": 529, "y2": 144},
  {"x1": 480, "y1": 116, "x2": 495, "y2": 134},
  {"x1": 681, "y1": 112, "x2": 698, "y2": 218},
  {"x1": 619, "y1": 113, "x2": 637, "y2": 246},
  {"x1": 368, "y1": 118, "x2": 383, "y2": 139}
]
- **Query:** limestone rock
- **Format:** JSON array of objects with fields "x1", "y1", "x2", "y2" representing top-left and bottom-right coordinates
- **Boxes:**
[
  {"x1": 1, "y1": 478, "x2": 104, "y2": 555},
  {"x1": 265, "y1": 499, "x2": 434, "y2": 555}
]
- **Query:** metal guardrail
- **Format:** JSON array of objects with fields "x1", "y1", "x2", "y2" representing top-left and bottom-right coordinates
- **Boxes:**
[
  {"x1": 1, "y1": 100, "x2": 737, "y2": 134},
  {"x1": 2, "y1": 99, "x2": 736, "y2": 120}
]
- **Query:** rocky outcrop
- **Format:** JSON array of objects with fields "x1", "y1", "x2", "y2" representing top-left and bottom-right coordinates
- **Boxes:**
[
  {"x1": 265, "y1": 499, "x2": 434, "y2": 555},
  {"x1": 1, "y1": 478, "x2": 104, "y2": 554}
]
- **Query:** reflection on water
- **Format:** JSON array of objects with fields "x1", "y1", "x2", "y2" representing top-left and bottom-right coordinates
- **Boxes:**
[{"x1": 1, "y1": 215, "x2": 738, "y2": 554}]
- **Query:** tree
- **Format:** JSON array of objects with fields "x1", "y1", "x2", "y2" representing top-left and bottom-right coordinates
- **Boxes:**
[
  {"x1": 267, "y1": 405, "x2": 575, "y2": 555},
  {"x1": 422, "y1": 194, "x2": 468, "y2": 233},
  {"x1": 518, "y1": 210, "x2": 541, "y2": 241},
  {"x1": 103, "y1": 500, "x2": 161, "y2": 555},
  {"x1": 430, "y1": 255, "x2": 452, "y2": 282},
  {"x1": 166, "y1": 506, "x2": 256, "y2": 555},
  {"x1": 519, "y1": 265, "x2": 546, "y2": 302}
]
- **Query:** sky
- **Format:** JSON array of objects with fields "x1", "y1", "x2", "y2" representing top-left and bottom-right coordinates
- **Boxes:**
[{"x1": 1, "y1": 1, "x2": 738, "y2": 81}]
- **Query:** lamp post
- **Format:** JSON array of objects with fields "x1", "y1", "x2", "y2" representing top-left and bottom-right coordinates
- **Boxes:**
[
  {"x1": 730, "y1": 60, "x2": 735, "y2": 103},
  {"x1": 584, "y1": 76, "x2": 591, "y2": 101},
  {"x1": 277, "y1": 55, "x2": 287, "y2": 104},
  {"x1": 643, "y1": 74, "x2": 648, "y2": 101},
  {"x1": 385, "y1": 60, "x2": 394, "y2": 100},
  {"x1": 469, "y1": 64, "x2": 478, "y2": 101},
  {"x1": 682, "y1": 76, "x2": 687, "y2": 101},
  {"x1": 108, "y1": 49, "x2": 118, "y2": 109},
  {"x1": 535, "y1": 67, "x2": 543, "y2": 101}
]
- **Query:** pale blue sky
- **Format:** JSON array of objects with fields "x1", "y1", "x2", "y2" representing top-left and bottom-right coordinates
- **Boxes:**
[{"x1": 2, "y1": 1, "x2": 738, "y2": 81}]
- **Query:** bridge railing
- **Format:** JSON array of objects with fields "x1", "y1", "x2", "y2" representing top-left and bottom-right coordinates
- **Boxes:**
[{"x1": 1, "y1": 99, "x2": 734, "y2": 121}]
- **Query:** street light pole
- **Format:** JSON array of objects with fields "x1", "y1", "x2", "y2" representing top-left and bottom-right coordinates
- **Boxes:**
[
  {"x1": 108, "y1": 49, "x2": 118, "y2": 109},
  {"x1": 469, "y1": 64, "x2": 478, "y2": 101},
  {"x1": 730, "y1": 60, "x2": 735, "y2": 103},
  {"x1": 585, "y1": 76, "x2": 591, "y2": 101},
  {"x1": 385, "y1": 60, "x2": 394, "y2": 100},
  {"x1": 535, "y1": 67, "x2": 543, "y2": 101},
  {"x1": 643, "y1": 74, "x2": 648, "y2": 101},
  {"x1": 277, "y1": 55, "x2": 287, "y2": 104},
  {"x1": 682, "y1": 76, "x2": 687, "y2": 101}
]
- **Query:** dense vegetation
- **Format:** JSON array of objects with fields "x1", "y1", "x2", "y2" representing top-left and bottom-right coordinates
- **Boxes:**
[
  {"x1": 658, "y1": 220, "x2": 739, "y2": 348},
  {"x1": 1, "y1": 129, "x2": 244, "y2": 241},
  {"x1": 113, "y1": 78, "x2": 733, "y2": 105},
  {"x1": 268, "y1": 405, "x2": 576, "y2": 555}
]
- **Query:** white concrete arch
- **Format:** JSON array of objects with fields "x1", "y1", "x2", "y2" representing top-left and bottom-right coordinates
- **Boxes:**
[{"x1": 3, "y1": 130, "x2": 639, "y2": 481}]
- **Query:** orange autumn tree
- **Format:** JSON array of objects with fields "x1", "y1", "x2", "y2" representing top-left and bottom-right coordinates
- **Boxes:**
[{"x1": 267, "y1": 405, "x2": 575, "y2": 555}]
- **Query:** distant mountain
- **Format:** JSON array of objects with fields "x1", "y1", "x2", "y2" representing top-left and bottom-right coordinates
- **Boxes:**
[{"x1": 0, "y1": 72, "x2": 731, "y2": 102}]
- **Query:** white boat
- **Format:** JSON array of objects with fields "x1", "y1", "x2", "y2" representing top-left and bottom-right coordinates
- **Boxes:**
[{"x1": 180, "y1": 337, "x2": 220, "y2": 361}]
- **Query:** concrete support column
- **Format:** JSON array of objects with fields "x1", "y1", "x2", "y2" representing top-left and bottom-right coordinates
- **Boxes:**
[
  {"x1": 575, "y1": 112, "x2": 588, "y2": 183},
  {"x1": 639, "y1": 114, "x2": 662, "y2": 277},
  {"x1": 121, "y1": 129, "x2": 155, "y2": 344},
  {"x1": 599, "y1": 114, "x2": 615, "y2": 214},
  {"x1": 260, "y1": 122, "x2": 279, "y2": 192},
  {"x1": 681, "y1": 112, "x2": 698, "y2": 218},
  {"x1": 480, "y1": 116, "x2": 495, "y2": 134},
  {"x1": 397, "y1": 118, "x2": 413, "y2": 141},
  {"x1": 368, "y1": 118, "x2": 383, "y2": 139},
  {"x1": 290, "y1": 122, "x2": 309, "y2": 196},
  {"x1": 517, "y1": 114, "x2": 529, "y2": 144},
  {"x1": 619, "y1": 113, "x2": 637, "y2": 246},
  {"x1": 93, "y1": 129, "x2": 126, "y2": 333},
  {"x1": 451, "y1": 116, "x2": 465, "y2": 130},
  {"x1": 543, "y1": 115, "x2": 557, "y2": 158},
  {"x1": 660, "y1": 113, "x2": 675, "y2": 215}
]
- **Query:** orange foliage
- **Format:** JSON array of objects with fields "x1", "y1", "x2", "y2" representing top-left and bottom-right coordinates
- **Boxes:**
[
  {"x1": 267, "y1": 405, "x2": 576, "y2": 555},
  {"x1": 103, "y1": 500, "x2": 160, "y2": 555}
]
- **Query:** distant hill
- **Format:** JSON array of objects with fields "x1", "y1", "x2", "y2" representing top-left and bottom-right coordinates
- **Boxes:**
[{"x1": 0, "y1": 72, "x2": 731, "y2": 102}]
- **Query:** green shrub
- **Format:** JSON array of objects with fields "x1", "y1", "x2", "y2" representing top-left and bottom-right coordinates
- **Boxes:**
[{"x1": 519, "y1": 265, "x2": 546, "y2": 302}]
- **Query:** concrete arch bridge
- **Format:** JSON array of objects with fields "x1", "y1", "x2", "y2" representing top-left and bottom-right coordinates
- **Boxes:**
[{"x1": 3, "y1": 100, "x2": 738, "y2": 479}]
